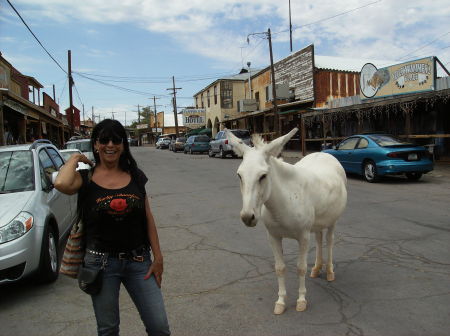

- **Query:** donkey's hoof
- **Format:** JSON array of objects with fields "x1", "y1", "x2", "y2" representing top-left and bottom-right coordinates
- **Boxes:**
[
  {"x1": 296, "y1": 299, "x2": 307, "y2": 312},
  {"x1": 310, "y1": 267, "x2": 321, "y2": 278},
  {"x1": 327, "y1": 272, "x2": 335, "y2": 282},
  {"x1": 274, "y1": 303, "x2": 286, "y2": 315}
]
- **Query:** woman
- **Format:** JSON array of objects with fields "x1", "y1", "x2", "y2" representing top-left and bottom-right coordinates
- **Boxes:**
[{"x1": 55, "y1": 119, "x2": 170, "y2": 336}]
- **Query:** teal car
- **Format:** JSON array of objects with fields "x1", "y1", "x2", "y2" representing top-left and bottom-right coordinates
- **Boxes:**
[
  {"x1": 322, "y1": 133, "x2": 434, "y2": 182},
  {"x1": 184, "y1": 135, "x2": 210, "y2": 154}
]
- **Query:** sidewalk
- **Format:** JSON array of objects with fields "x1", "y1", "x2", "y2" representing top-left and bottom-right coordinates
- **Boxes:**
[{"x1": 281, "y1": 150, "x2": 450, "y2": 180}]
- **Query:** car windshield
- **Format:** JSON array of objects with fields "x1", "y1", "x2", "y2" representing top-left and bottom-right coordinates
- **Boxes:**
[
  {"x1": 0, "y1": 150, "x2": 34, "y2": 193},
  {"x1": 231, "y1": 130, "x2": 250, "y2": 139},
  {"x1": 368, "y1": 134, "x2": 413, "y2": 147},
  {"x1": 195, "y1": 136, "x2": 210, "y2": 142},
  {"x1": 66, "y1": 141, "x2": 92, "y2": 152},
  {"x1": 176, "y1": 137, "x2": 186, "y2": 142}
]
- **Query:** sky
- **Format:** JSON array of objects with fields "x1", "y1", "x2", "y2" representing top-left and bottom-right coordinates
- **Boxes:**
[{"x1": 1, "y1": 0, "x2": 449, "y2": 127}]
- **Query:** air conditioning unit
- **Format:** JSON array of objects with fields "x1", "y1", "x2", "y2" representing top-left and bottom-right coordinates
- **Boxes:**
[
  {"x1": 238, "y1": 99, "x2": 258, "y2": 112},
  {"x1": 267, "y1": 83, "x2": 290, "y2": 100}
]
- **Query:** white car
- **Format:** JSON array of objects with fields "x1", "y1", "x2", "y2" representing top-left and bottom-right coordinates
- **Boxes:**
[
  {"x1": 0, "y1": 140, "x2": 78, "y2": 284},
  {"x1": 59, "y1": 149, "x2": 92, "y2": 170},
  {"x1": 64, "y1": 138, "x2": 95, "y2": 163}
]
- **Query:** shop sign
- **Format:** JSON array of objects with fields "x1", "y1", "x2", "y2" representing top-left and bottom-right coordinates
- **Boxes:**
[
  {"x1": 136, "y1": 124, "x2": 148, "y2": 129},
  {"x1": 360, "y1": 57, "x2": 435, "y2": 99},
  {"x1": 182, "y1": 108, "x2": 206, "y2": 128},
  {"x1": 4, "y1": 99, "x2": 27, "y2": 115}
]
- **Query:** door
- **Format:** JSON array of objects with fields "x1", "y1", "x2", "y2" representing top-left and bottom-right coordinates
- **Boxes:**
[
  {"x1": 334, "y1": 137, "x2": 360, "y2": 172},
  {"x1": 38, "y1": 148, "x2": 75, "y2": 237}
]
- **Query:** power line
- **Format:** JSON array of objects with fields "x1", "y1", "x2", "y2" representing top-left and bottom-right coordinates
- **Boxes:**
[
  {"x1": 74, "y1": 72, "x2": 169, "y2": 98},
  {"x1": 6, "y1": 0, "x2": 67, "y2": 74},
  {"x1": 273, "y1": 0, "x2": 382, "y2": 36},
  {"x1": 396, "y1": 31, "x2": 450, "y2": 61},
  {"x1": 73, "y1": 83, "x2": 84, "y2": 106}
]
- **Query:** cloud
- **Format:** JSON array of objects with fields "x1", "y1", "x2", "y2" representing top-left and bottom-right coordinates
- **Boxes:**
[{"x1": 7, "y1": 0, "x2": 450, "y2": 69}]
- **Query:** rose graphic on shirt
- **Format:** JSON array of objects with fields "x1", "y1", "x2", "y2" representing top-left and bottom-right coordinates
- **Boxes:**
[{"x1": 110, "y1": 198, "x2": 127, "y2": 212}]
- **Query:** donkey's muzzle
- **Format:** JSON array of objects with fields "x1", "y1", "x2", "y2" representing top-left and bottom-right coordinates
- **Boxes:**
[{"x1": 241, "y1": 211, "x2": 257, "y2": 227}]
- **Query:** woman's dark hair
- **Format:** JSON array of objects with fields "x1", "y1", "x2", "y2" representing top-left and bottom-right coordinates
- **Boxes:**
[
  {"x1": 76, "y1": 119, "x2": 140, "y2": 224},
  {"x1": 90, "y1": 119, "x2": 138, "y2": 175}
]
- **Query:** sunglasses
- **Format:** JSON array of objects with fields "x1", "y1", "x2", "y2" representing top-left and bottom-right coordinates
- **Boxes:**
[{"x1": 98, "y1": 136, "x2": 123, "y2": 145}]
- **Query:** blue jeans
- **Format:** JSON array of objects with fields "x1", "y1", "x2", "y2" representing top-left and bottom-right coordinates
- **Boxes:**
[{"x1": 84, "y1": 250, "x2": 171, "y2": 336}]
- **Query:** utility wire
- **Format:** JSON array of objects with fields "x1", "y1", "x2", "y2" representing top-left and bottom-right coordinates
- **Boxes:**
[
  {"x1": 273, "y1": 0, "x2": 382, "y2": 36},
  {"x1": 396, "y1": 31, "x2": 450, "y2": 61},
  {"x1": 74, "y1": 72, "x2": 170, "y2": 98},
  {"x1": 6, "y1": 0, "x2": 67, "y2": 74},
  {"x1": 73, "y1": 83, "x2": 84, "y2": 106}
]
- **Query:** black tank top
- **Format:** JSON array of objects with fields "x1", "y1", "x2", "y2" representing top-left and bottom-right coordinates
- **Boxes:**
[{"x1": 80, "y1": 169, "x2": 149, "y2": 252}]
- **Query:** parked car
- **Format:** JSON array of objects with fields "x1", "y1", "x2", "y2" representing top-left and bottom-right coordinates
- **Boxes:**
[
  {"x1": 322, "y1": 133, "x2": 434, "y2": 182},
  {"x1": 184, "y1": 135, "x2": 210, "y2": 154},
  {"x1": 209, "y1": 129, "x2": 251, "y2": 158},
  {"x1": 59, "y1": 149, "x2": 92, "y2": 170},
  {"x1": 0, "y1": 140, "x2": 78, "y2": 284},
  {"x1": 64, "y1": 138, "x2": 95, "y2": 163},
  {"x1": 128, "y1": 137, "x2": 138, "y2": 146},
  {"x1": 171, "y1": 137, "x2": 186, "y2": 152},
  {"x1": 156, "y1": 138, "x2": 171, "y2": 149}
]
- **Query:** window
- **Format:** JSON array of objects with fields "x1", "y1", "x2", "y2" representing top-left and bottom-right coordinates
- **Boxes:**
[
  {"x1": 207, "y1": 90, "x2": 210, "y2": 108},
  {"x1": 215, "y1": 132, "x2": 223, "y2": 140},
  {"x1": 221, "y1": 81, "x2": 233, "y2": 109},
  {"x1": 265, "y1": 86, "x2": 270, "y2": 101},
  {"x1": 195, "y1": 97, "x2": 198, "y2": 109},
  {"x1": 356, "y1": 138, "x2": 369, "y2": 149},
  {"x1": 47, "y1": 148, "x2": 64, "y2": 169},
  {"x1": 214, "y1": 85, "x2": 217, "y2": 105},
  {"x1": 39, "y1": 150, "x2": 57, "y2": 182},
  {"x1": 201, "y1": 94, "x2": 204, "y2": 108},
  {"x1": 338, "y1": 137, "x2": 359, "y2": 150}
]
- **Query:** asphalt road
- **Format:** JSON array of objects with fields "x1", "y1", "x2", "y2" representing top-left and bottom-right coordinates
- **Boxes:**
[{"x1": 1, "y1": 146, "x2": 449, "y2": 336}]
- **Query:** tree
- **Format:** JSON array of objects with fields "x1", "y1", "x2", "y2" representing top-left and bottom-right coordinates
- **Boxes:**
[{"x1": 129, "y1": 106, "x2": 154, "y2": 129}]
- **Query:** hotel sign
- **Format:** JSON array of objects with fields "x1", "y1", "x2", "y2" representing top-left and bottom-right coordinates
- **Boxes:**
[
  {"x1": 360, "y1": 57, "x2": 435, "y2": 99},
  {"x1": 182, "y1": 108, "x2": 206, "y2": 128}
]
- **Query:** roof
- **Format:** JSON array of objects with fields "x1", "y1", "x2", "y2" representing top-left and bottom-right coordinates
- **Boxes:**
[
  {"x1": 314, "y1": 55, "x2": 396, "y2": 72},
  {"x1": 193, "y1": 69, "x2": 261, "y2": 97}
]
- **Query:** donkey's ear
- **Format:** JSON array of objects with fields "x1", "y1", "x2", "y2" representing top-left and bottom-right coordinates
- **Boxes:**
[
  {"x1": 225, "y1": 129, "x2": 250, "y2": 156},
  {"x1": 264, "y1": 128, "x2": 298, "y2": 157}
]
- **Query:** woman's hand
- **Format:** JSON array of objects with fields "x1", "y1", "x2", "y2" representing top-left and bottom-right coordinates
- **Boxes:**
[
  {"x1": 144, "y1": 257, "x2": 164, "y2": 287},
  {"x1": 72, "y1": 153, "x2": 94, "y2": 167}
]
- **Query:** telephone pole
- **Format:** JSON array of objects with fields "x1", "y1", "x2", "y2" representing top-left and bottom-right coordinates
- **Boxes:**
[
  {"x1": 68, "y1": 50, "x2": 74, "y2": 136},
  {"x1": 268, "y1": 28, "x2": 280, "y2": 137},
  {"x1": 166, "y1": 77, "x2": 181, "y2": 137},
  {"x1": 91, "y1": 106, "x2": 95, "y2": 126},
  {"x1": 247, "y1": 29, "x2": 280, "y2": 138},
  {"x1": 289, "y1": 0, "x2": 293, "y2": 53},
  {"x1": 152, "y1": 96, "x2": 161, "y2": 141}
]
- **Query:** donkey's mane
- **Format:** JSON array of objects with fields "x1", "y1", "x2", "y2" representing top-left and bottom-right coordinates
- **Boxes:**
[{"x1": 251, "y1": 133, "x2": 266, "y2": 149}]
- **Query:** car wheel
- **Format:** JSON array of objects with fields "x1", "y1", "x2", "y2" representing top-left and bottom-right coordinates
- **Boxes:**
[
  {"x1": 173, "y1": 148, "x2": 177, "y2": 153},
  {"x1": 406, "y1": 172, "x2": 422, "y2": 181},
  {"x1": 36, "y1": 225, "x2": 59, "y2": 283},
  {"x1": 363, "y1": 160, "x2": 378, "y2": 183},
  {"x1": 220, "y1": 147, "x2": 226, "y2": 159},
  {"x1": 208, "y1": 149, "x2": 215, "y2": 157},
  {"x1": 184, "y1": 149, "x2": 187, "y2": 154}
]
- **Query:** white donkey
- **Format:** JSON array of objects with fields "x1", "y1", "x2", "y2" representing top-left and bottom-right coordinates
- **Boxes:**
[{"x1": 227, "y1": 128, "x2": 347, "y2": 314}]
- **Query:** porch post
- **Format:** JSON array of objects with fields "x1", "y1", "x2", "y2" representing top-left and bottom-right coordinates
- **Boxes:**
[{"x1": 301, "y1": 114, "x2": 306, "y2": 156}]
